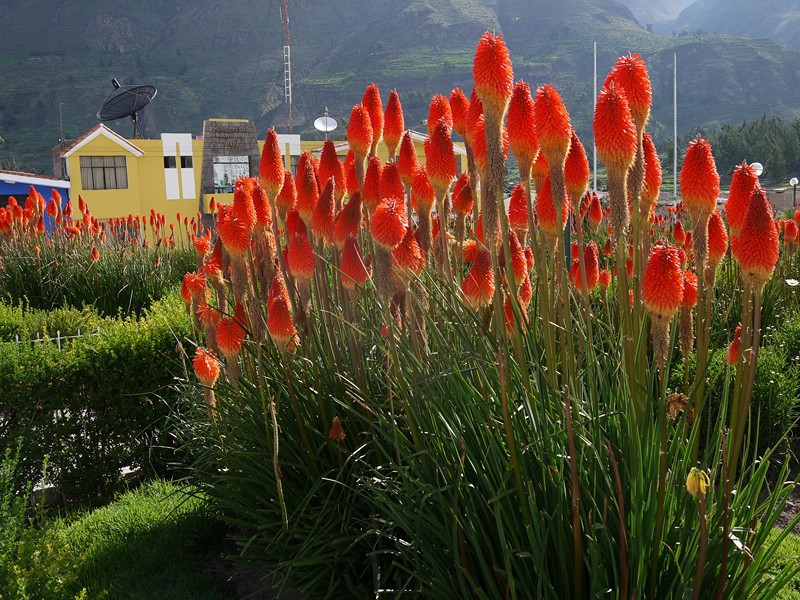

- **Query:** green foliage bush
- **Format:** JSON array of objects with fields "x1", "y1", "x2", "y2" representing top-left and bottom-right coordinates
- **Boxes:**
[
  {"x1": 0, "y1": 293, "x2": 192, "y2": 505},
  {"x1": 0, "y1": 303, "x2": 103, "y2": 343}
]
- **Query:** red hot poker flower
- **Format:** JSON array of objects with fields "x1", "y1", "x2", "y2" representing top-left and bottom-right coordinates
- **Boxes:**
[
  {"x1": 276, "y1": 170, "x2": 297, "y2": 220},
  {"x1": 340, "y1": 235, "x2": 371, "y2": 290},
  {"x1": 507, "y1": 81, "x2": 539, "y2": 174},
  {"x1": 472, "y1": 32, "x2": 514, "y2": 120},
  {"x1": 564, "y1": 130, "x2": 590, "y2": 212},
  {"x1": 607, "y1": 53, "x2": 652, "y2": 131},
  {"x1": 193, "y1": 348, "x2": 221, "y2": 387},
  {"x1": 380, "y1": 161, "x2": 405, "y2": 204},
  {"x1": 593, "y1": 82, "x2": 637, "y2": 179},
  {"x1": 533, "y1": 84, "x2": 572, "y2": 167},
  {"x1": 680, "y1": 135, "x2": 720, "y2": 221},
  {"x1": 397, "y1": 131, "x2": 418, "y2": 188},
  {"x1": 643, "y1": 242, "x2": 685, "y2": 323},
  {"x1": 311, "y1": 178, "x2": 336, "y2": 244},
  {"x1": 384, "y1": 90, "x2": 404, "y2": 158},
  {"x1": 370, "y1": 197, "x2": 408, "y2": 250},
  {"x1": 296, "y1": 157, "x2": 320, "y2": 225},
  {"x1": 267, "y1": 269, "x2": 299, "y2": 350},
  {"x1": 461, "y1": 243, "x2": 495, "y2": 309},
  {"x1": 452, "y1": 173, "x2": 474, "y2": 216},
  {"x1": 362, "y1": 84, "x2": 384, "y2": 154},
  {"x1": 728, "y1": 324, "x2": 742, "y2": 364},
  {"x1": 449, "y1": 88, "x2": 470, "y2": 138},
  {"x1": 707, "y1": 210, "x2": 729, "y2": 268},
  {"x1": 588, "y1": 192, "x2": 603, "y2": 230},
  {"x1": 427, "y1": 94, "x2": 453, "y2": 136},
  {"x1": 508, "y1": 182, "x2": 528, "y2": 234},
  {"x1": 726, "y1": 161, "x2": 759, "y2": 237},
  {"x1": 260, "y1": 128, "x2": 285, "y2": 201},
  {"x1": 318, "y1": 140, "x2": 345, "y2": 203},
  {"x1": 681, "y1": 270, "x2": 699, "y2": 308},
  {"x1": 347, "y1": 104, "x2": 373, "y2": 159},
  {"x1": 412, "y1": 166, "x2": 436, "y2": 213},
  {"x1": 363, "y1": 156, "x2": 384, "y2": 214},
  {"x1": 334, "y1": 191, "x2": 362, "y2": 250},
  {"x1": 425, "y1": 119, "x2": 457, "y2": 196},
  {"x1": 737, "y1": 188, "x2": 779, "y2": 289},
  {"x1": 642, "y1": 132, "x2": 662, "y2": 218}
]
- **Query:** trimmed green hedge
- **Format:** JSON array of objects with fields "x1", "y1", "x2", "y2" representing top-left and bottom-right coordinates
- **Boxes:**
[{"x1": 0, "y1": 293, "x2": 192, "y2": 505}]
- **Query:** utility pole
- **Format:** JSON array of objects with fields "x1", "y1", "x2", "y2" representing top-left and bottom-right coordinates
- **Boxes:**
[
  {"x1": 280, "y1": 0, "x2": 293, "y2": 133},
  {"x1": 59, "y1": 101, "x2": 67, "y2": 179}
]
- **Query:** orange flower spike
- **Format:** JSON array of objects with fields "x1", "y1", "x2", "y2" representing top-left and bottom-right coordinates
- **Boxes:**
[
  {"x1": 383, "y1": 90, "x2": 404, "y2": 158},
  {"x1": 427, "y1": 94, "x2": 453, "y2": 137},
  {"x1": 519, "y1": 273, "x2": 533, "y2": 306},
  {"x1": 276, "y1": 169, "x2": 297, "y2": 220},
  {"x1": 318, "y1": 140, "x2": 345, "y2": 203},
  {"x1": 217, "y1": 307, "x2": 247, "y2": 360},
  {"x1": 461, "y1": 243, "x2": 495, "y2": 309},
  {"x1": 588, "y1": 193, "x2": 603, "y2": 231},
  {"x1": 673, "y1": 220, "x2": 686, "y2": 247},
  {"x1": 593, "y1": 82, "x2": 637, "y2": 179},
  {"x1": 193, "y1": 348, "x2": 221, "y2": 387},
  {"x1": 465, "y1": 89, "x2": 484, "y2": 147},
  {"x1": 251, "y1": 180, "x2": 272, "y2": 231},
  {"x1": 469, "y1": 116, "x2": 488, "y2": 177},
  {"x1": 785, "y1": 219, "x2": 799, "y2": 245},
  {"x1": 449, "y1": 88, "x2": 470, "y2": 139},
  {"x1": 362, "y1": 156, "x2": 384, "y2": 214},
  {"x1": 370, "y1": 197, "x2": 408, "y2": 250},
  {"x1": 311, "y1": 178, "x2": 336, "y2": 244},
  {"x1": 193, "y1": 233, "x2": 211, "y2": 257},
  {"x1": 347, "y1": 103, "x2": 373, "y2": 159},
  {"x1": 536, "y1": 175, "x2": 568, "y2": 239},
  {"x1": 392, "y1": 226, "x2": 426, "y2": 283},
  {"x1": 295, "y1": 157, "x2": 320, "y2": 226},
  {"x1": 507, "y1": 182, "x2": 528, "y2": 234},
  {"x1": 533, "y1": 84, "x2": 573, "y2": 167},
  {"x1": 609, "y1": 53, "x2": 652, "y2": 131},
  {"x1": 707, "y1": 210, "x2": 729, "y2": 268},
  {"x1": 287, "y1": 227, "x2": 316, "y2": 280},
  {"x1": 267, "y1": 269, "x2": 299, "y2": 350},
  {"x1": 334, "y1": 191, "x2": 362, "y2": 250},
  {"x1": 425, "y1": 119, "x2": 457, "y2": 195},
  {"x1": 340, "y1": 235, "x2": 371, "y2": 290},
  {"x1": 599, "y1": 269, "x2": 612, "y2": 289},
  {"x1": 680, "y1": 135, "x2": 720, "y2": 222},
  {"x1": 328, "y1": 416, "x2": 346, "y2": 442},
  {"x1": 216, "y1": 205, "x2": 251, "y2": 261},
  {"x1": 726, "y1": 161, "x2": 759, "y2": 237},
  {"x1": 90, "y1": 246, "x2": 100, "y2": 262},
  {"x1": 642, "y1": 132, "x2": 662, "y2": 215},
  {"x1": 452, "y1": 173, "x2": 474, "y2": 216},
  {"x1": 260, "y1": 128, "x2": 285, "y2": 201},
  {"x1": 564, "y1": 130, "x2": 590, "y2": 212},
  {"x1": 581, "y1": 241, "x2": 601, "y2": 292},
  {"x1": 232, "y1": 177, "x2": 257, "y2": 235},
  {"x1": 643, "y1": 242, "x2": 685, "y2": 322},
  {"x1": 507, "y1": 230, "x2": 527, "y2": 283},
  {"x1": 531, "y1": 152, "x2": 549, "y2": 192},
  {"x1": 737, "y1": 188, "x2": 779, "y2": 289},
  {"x1": 411, "y1": 166, "x2": 436, "y2": 213},
  {"x1": 681, "y1": 270, "x2": 699, "y2": 309},
  {"x1": 344, "y1": 150, "x2": 359, "y2": 196},
  {"x1": 728, "y1": 324, "x2": 742, "y2": 365},
  {"x1": 472, "y1": 32, "x2": 514, "y2": 120},
  {"x1": 362, "y1": 84, "x2": 384, "y2": 154},
  {"x1": 380, "y1": 161, "x2": 405, "y2": 204},
  {"x1": 397, "y1": 131, "x2": 419, "y2": 188},
  {"x1": 506, "y1": 81, "x2": 539, "y2": 174}
]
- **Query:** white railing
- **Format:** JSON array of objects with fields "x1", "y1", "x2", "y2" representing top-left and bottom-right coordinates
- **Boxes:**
[{"x1": 13, "y1": 326, "x2": 101, "y2": 351}]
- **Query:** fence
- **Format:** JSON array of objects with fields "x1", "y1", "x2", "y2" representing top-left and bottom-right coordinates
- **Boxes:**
[{"x1": 13, "y1": 326, "x2": 101, "y2": 351}]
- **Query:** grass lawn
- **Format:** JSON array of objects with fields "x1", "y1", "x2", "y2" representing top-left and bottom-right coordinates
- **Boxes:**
[
  {"x1": 44, "y1": 480, "x2": 235, "y2": 600},
  {"x1": 774, "y1": 528, "x2": 800, "y2": 600}
]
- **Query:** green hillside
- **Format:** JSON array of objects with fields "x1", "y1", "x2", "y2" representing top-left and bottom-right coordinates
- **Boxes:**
[{"x1": 0, "y1": 0, "x2": 799, "y2": 174}]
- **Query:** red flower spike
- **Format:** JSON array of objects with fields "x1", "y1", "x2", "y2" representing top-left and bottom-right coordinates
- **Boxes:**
[
  {"x1": 217, "y1": 205, "x2": 250, "y2": 260},
  {"x1": 412, "y1": 166, "x2": 436, "y2": 213},
  {"x1": 507, "y1": 81, "x2": 539, "y2": 173},
  {"x1": 296, "y1": 157, "x2": 320, "y2": 225},
  {"x1": 380, "y1": 161, "x2": 405, "y2": 204},
  {"x1": 425, "y1": 119, "x2": 457, "y2": 194},
  {"x1": 519, "y1": 274, "x2": 533, "y2": 306},
  {"x1": 673, "y1": 220, "x2": 686, "y2": 246},
  {"x1": 260, "y1": 128, "x2": 285, "y2": 200},
  {"x1": 392, "y1": 226, "x2": 426, "y2": 282},
  {"x1": 344, "y1": 150, "x2": 359, "y2": 196},
  {"x1": 232, "y1": 177, "x2": 257, "y2": 235},
  {"x1": 427, "y1": 94, "x2": 453, "y2": 136},
  {"x1": 599, "y1": 269, "x2": 612, "y2": 289},
  {"x1": 452, "y1": 173, "x2": 474, "y2": 216},
  {"x1": 285, "y1": 208, "x2": 305, "y2": 239},
  {"x1": 680, "y1": 269, "x2": 699, "y2": 308},
  {"x1": 384, "y1": 90, "x2": 405, "y2": 158},
  {"x1": 504, "y1": 295, "x2": 529, "y2": 333},
  {"x1": 470, "y1": 115, "x2": 488, "y2": 176},
  {"x1": 642, "y1": 132, "x2": 662, "y2": 214},
  {"x1": 593, "y1": 82, "x2": 637, "y2": 178},
  {"x1": 785, "y1": 219, "x2": 799, "y2": 244},
  {"x1": 334, "y1": 191, "x2": 362, "y2": 250},
  {"x1": 472, "y1": 32, "x2": 514, "y2": 119},
  {"x1": 194, "y1": 234, "x2": 212, "y2": 258},
  {"x1": 397, "y1": 131, "x2": 418, "y2": 187},
  {"x1": 680, "y1": 135, "x2": 720, "y2": 221},
  {"x1": 276, "y1": 169, "x2": 297, "y2": 217},
  {"x1": 461, "y1": 243, "x2": 495, "y2": 309},
  {"x1": 728, "y1": 325, "x2": 742, "y2": 365},
  {"x1": 340, "y1": 235, "x2": 371, "y2": 290},
  {"x1": 525, "y1": 246, "x2": 535, "y2": 272},
  {"x1": 363, "y1": 156, "x2": 384, "y2": 214},
  {"x1": 533, "y1": 84, "x2": 572, "y2": 166},
  {"x1": 193, "y1": 348, "x2": 221, "y2": 387},
  {"x1": 607, "y1": 54, "x2": 652, "y2": 131},
  {"x1": 462, "y1": 238, "x2": 477, "y2": 263},
  {"x1": 449, "y1": 88, "x2": 470, "y2": 138},
  {"x1": 564, "y1": 130, "x2": 590, "y2": 211},
  {"x1": 318, "y1": 140, "x2": 345, "y2": 202},
  {"x1": 531, "y1": 152, "x2": 549, "y2": 192},
  {"x1": 465, "y1": 89, "x2": 484, "y2": 147},
  {"x1": 588, "y1": 192, "x2": 603, "y2": 230},
  {"x1": 536, "y1": 175, "x2": 568, "y2": 238},
  {"x1": 252, "y1": 180, "x2": 272, "y2": 231},
  {"x1": 347, "y1": 104, "x2": 373, "y2": 159},
  {"x1": 311, "y1": 178, "x2": 336, "y2": 243},
  {"x1": 370, "y1": 197, "x2": 408, "y2": 250},
  {"x1": 217, "y1": 305, "x2": 247, "y2": 359},
  {"x1": 362, "y1": 84, "x2": 384, "y2": 151},
  {"x1": 726, "y1": 161, "x2": 759, "y2": 237},
  {"x1": 328, "y1": 417, "x2": 346, "y2": 442},
  {"x1": 642, "y1": 243, "x2": 685, "y2": 322},
  {"x1": 267, "y1": 270, "x2": 299, "y2": 350},
  {"x1": 707, "y1": 210, "x2": 729, "y2": 267},
  {"x1": 737, "y1": 188, "x2": 779, "y2": 288},
  {"x1": 287, "y1": 228, "x2": 316, "y2": 280},
  {"x1": 90, "y1": 246, "x2": 100, "y2": 262},
  {"x1": 571, "y1": 241, "x2": 581, "y2": 261}
]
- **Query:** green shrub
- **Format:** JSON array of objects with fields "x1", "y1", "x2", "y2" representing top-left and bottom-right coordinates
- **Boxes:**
[
  {"x1": 0, "y1": 303, "x2": 103, "y2": 343},
  {"x1": 0, "y1": 293, "x2": 192, "y2": 505}
]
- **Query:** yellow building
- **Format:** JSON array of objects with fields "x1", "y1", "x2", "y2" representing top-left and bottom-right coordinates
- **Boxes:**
[{"x1": 59, "y1": 119, "x2": 467, "y2": 227}]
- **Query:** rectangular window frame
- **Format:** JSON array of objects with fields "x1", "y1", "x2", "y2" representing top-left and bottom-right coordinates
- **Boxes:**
[{"x1": 80, "y1": 156, "x2": 128, "y2": 190}]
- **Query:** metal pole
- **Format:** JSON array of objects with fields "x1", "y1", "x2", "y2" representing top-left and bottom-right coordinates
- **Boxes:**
[
  {"x1": 794, "y1": 184, "x2": 797, "y2": 208},
  {"x1": 673, "y1": 52, "x2": 678, "y2": 202},
  {"x1": 593, "y1": 41, "x2": 597, "y2": 193}
]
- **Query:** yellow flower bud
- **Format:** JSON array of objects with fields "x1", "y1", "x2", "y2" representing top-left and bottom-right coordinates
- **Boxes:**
[{"x1": 686, "y1": 467, "x2": 710, "y2": 500}]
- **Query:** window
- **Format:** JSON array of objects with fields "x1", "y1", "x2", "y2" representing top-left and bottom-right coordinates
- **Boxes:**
[
  {"x1": 80, "y1": 156, "x2": 128, "y2": 190},
  {"x1": 180, "y1": 156, "x2": 193, "y2": 169},
  {"x1": 164, "y1": 156, "x2": 177, "y2": 169},
  {"x1": 212, "y1": 155, "x2": 249, "y2": 193}
]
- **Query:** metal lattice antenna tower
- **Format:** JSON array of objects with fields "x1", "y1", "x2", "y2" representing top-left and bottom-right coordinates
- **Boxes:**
[{"x1": 281, "y1": 0, "x2": 293, "y2": 133}]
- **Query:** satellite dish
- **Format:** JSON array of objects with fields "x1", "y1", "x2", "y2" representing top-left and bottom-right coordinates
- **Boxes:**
[
  {"x1": 96, "y1": 79, "x2": 157, "y2": 139},
  {"x1": 750, "y1": 162, "x2": 764, "y2": 177},
  {"x1": 314, "y1": 116, "x2": 337, "y2": 133}
]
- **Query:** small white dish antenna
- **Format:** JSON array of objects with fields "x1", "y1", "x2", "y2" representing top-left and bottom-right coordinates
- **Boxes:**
[
  {"x1": 314, "y1": 108, "x2": 337, "y2": 139},
  {"x1": 751, "y1": 162, "x2": 764, "y2": 177}
]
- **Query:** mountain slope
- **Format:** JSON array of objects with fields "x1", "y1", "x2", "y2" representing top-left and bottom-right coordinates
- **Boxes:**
[
  {"x1": 663, "y1": 0, "x2": 800, "y2": 50},
  {"x1": 0, "y1": 0, "x2": 799, "y2": 174},
  {"x1": 614, "y1": 0, "x2": 695, "y2": 27}
]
